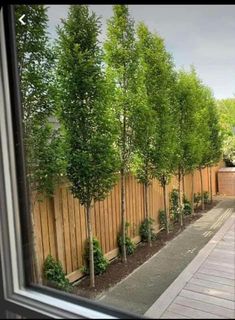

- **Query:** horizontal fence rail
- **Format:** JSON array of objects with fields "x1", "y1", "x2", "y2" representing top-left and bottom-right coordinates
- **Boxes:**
[{"x1": 33, "y1": 162, "x2": 223, "y2": 282}]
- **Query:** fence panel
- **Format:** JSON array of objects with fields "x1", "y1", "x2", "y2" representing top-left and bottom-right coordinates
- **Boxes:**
[{"x1": 34, "y1": 163, "x2": 222, "y2": 280}]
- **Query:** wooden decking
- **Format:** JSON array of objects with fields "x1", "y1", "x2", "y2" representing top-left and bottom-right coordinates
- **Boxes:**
[{"x1": 145, "y1": 211, "x2": 235, "y2": 319}]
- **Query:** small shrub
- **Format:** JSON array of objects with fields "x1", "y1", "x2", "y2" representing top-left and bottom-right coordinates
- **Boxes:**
[
  {"x1": 203, "y1": 191, "x2": 210, "y2": 204},
  {"x1": 43, "y1": 255, "x2": 71, "y2": 292},
  {"x1": 170, "y1": 189, "x2": 180, "y2": 222},
  {"x1": 118, "y1": 222, "x2": 135, "y2": 256},
  {"x1": 159, "y1": 210, "x2": 167, "y2": 230},
  {"x1": 183, "y1": 196, "x2": 192, "y2": 215},
  {"x1": 194, "y1": 192, "x2": 201, "y2": 208},
  {"x1": 84, "y1": 238, "x2": 108, "y2": 275},
  {"x1": 139, "y1": 217, "x2": 156, "y2": 241}
]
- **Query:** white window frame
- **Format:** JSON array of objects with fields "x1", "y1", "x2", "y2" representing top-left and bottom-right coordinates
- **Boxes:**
[{"x1": 0, "y1": 5, "x2": 144, "y2": 319}]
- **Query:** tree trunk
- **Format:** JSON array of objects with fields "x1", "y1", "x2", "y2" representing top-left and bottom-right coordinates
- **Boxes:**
[
  {"x1": 121, "y1": 168, "x2": 127, "y2": 263},
  {"x1": 178, "y1": 167, "x2": 183, "y2": 227},
  {"x1": 86, "y1": 203, "x2": 95, "y2": 288},
  {"x1": 182, "y1": 171, "x2": 185, "y2": 196},
  {"x1": 199, "y1": 167, "x2": 205, "y2": 210},
  {"x1": 144, "y1": 182, "x2": 151, "y2": 246},
  {"x1": 191, "y1": 171, "x2": 195, "y2": 216},
  {"x1": 209, "y1": 166, "x2": 213, "y2": 204},
  {"x1": 31, "y1": 191, "x2": 42, "y2": 284},
  {"x1": 163, "y1": 181, "x2": 169, "y2": 234}
]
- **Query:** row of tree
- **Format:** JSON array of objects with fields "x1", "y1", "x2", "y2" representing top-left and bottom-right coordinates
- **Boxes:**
[{"x1": 15, "y1": 4, "x2": 222, "y2": 288}]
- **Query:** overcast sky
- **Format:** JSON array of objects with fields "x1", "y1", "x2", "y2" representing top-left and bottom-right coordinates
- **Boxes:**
[{"x1": 47, "y1": 5, "x2": 235, "y2": 100}]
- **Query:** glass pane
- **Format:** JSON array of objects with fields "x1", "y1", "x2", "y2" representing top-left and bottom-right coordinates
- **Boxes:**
[{"x1": 13, "y1": 4, "x2": 231, "y2": 318}]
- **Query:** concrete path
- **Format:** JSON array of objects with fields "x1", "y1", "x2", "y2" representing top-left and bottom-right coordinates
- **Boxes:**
[
  {"x1": 98, "y1": 197, "x2": 235, "y2": 316},
  {"x1": 145, "y1": 211, "x2": 235, "y2": 319}
]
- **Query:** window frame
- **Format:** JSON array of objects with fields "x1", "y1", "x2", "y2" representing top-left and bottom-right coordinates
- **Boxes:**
[{"x1": 0, "y1": 5, "x2": 145, "y2": 319}]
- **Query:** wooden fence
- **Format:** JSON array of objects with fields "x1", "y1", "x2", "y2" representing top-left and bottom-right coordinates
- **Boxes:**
[{"x1": 33, "y1": 162, "x2": 223, "y2": 282}]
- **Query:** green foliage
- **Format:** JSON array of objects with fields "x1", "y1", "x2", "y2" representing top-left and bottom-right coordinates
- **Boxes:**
[
  {"x1": 203, "y1": 191, "x2": 210, "y2": 204},
  {"x1": 223, "y1": 136, "x2": 235, "y2": 166},
  {"x1": 135, "y1": 23, "x2": 178, "y2": 186},
  {"x1": 217, "y1": 98, "x2": 235, "y2": 166},
  {"x1": 169, "y1": 189, "x2": 180, "y2": 222},
  {"x1": 194, "y1": 192, "x2": 201, "y2": 208},
  {"x1": 159, "y1": 209, "x2": 167, "y2": 230},
  {"x1": 43, "y1": 255, "x2": 71, "y2": 292},
  {"x1": 118, "y1": 222, "x2": 135, "y2": 255},
  {"x1": 104, "y1": 5, "x2": 137, "y2": 172},
  {"x1": 139, "y1": 218, "x2": 156, "y2": 241},
  {"x1": 183, "y1": 196, "x2": 192, "y2": 215},
  {"x1": 56, "y1": 5, "x2": 119, "y2": 206},
  {"x1": 30, "y1": 125, "x2": 66, "y2": 197},
  {"x1": 176, "y1": 68, "x2": 206, "y2": 175},
  {"x1": 84, "y1": 238, "x2": 108, "y2": 275},
  {"x1": 131, "y1": 24, "x2": 157, "y2": 186},
  {"x1": 198, "y1": 86, "x2": 222, "y2": 169},
  {"x1": 15, "y1": 5, "x2": 65, "y2": 198}
]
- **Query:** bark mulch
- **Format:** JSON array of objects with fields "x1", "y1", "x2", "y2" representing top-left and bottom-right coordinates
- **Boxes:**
[{"x1": 72, "y1": 201, "x2": 218, "y2": 300}]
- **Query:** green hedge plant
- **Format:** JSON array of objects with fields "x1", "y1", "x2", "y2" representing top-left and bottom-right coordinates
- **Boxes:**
[
  {"x1": 118, "y1": 222, "x2": 135, "y2": 256},
  {"x1": 43, "y1": 255, "x2": 71, "y2": 292},
  {"x1": 203, "y1": 191, "x2": 210, "y2": 204},
  {"x1": 159, "y1": 209, "x2": 167, "y2": 230},
  {"x1": 139, "y1": 217, "x2": 156, "y2": 241},
  {"x1": 170, "y1": 189, "x2": 180, "y2": 223},
  {"x1": 194, "y1": 192, "x2": 201, "y2": 209},
  {"x1": 84, "y1": 238, "x2": 108, "y2": 275},
  {"x1": 183, "y1": 196, "x2": 192, "y2": 215}
]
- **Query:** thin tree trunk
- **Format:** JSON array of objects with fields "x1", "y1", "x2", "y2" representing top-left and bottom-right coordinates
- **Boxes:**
[
  {"x1": 178, "y1": 167, "x2": 183, "y2": 227},
  {"x1": 163, "y1": 182, "x2": 169, "y2": 234},
  {"x1": 144, "y1": 182, "x2": 151, "y2": 246},
  {"x1": 209, "y1": 166, "x2": 213, "y2": 204},
  {"x1": 121, "y1": 168, "x2": 127, "y2": 263},
  {"x1": 199, "y1": 167, "x2": 205, "y2": 210},
  {"x1": 191, "y1": 171, "x2": 195, "y2": 216},
  {"x1": 31, "y1": 191, "x2": 42, "y2": 284},
  {"x1": 182, "y1": 171, "x2": 185, "y2": 196},
  {"x1": 86, "y1": 202, "x2": 95, "y2": 288}
]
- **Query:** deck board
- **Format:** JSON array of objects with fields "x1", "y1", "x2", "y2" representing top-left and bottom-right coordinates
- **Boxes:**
[
  {"x1": 145, "y1": 212, "x2": 235, "y2": 319},
  {"x1": 173, "y1": 296, "x2": 235, "y2": 318}
]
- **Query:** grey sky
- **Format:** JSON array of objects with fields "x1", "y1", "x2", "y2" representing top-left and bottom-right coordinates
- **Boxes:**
[{"x1": 47, "y1": 5, "x2": 235, "y2": 100}]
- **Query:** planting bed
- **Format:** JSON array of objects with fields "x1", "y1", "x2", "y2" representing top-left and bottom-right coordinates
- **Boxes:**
[{"x1": 72, "y1": 201, "x2": 218, "y2": 300}]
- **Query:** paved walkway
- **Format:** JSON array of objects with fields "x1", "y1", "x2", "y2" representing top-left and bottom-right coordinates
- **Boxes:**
[
  {"x1": 99, "y1": 197, "x2": 235, "y2": 316},
  {"x1": 145, "y1": 211, "x2": 235, "y2": 319}
]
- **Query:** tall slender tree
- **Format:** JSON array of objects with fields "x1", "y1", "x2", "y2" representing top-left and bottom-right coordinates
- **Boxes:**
[
  {"x1": 15, "y1": 5, "x2": 64, "y2": 284},
  {"x1": 196, "y1": 84, "x2": 213, "y2": 210},
  {"x1": 198, "y1": 87, "x2": 222, "y2": 204},
  {"x1": 104, "y1": 5, "x2": 137, "y2": 262},
  {"x1": 56, "y1": 5, "x2": 119, "y2": 287},
  {"x1": 134, "y1": 23, "x2": 178, "y2": 233},
  {"x1": 176, "y1": 68, "x2": 203, "y2": 217},
  {"x1": 131, "y1": 33, "x2": 156, "y2": 244}
]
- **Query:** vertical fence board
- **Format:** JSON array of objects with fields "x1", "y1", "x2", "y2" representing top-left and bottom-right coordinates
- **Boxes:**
[
  {"x1": 40, "y1": 199, "x2": 50, "y2": 261},
  {"x1": 68, "y1": 190, "x2": 77, "y2": 272},
  {"x1": 54, "y1": 186, "x2": 65, "y2": 270},
  {"x1": 47, "y1": 198, "x2": 56, "y2": 259},
  {"x1": 33, "y1": 200, "x2": 44, "y2": 275}
]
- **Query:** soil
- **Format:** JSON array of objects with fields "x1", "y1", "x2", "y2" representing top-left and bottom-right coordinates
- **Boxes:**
[{"x1": 72, "y1": 201, "x2": 218, "y2": 300}]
